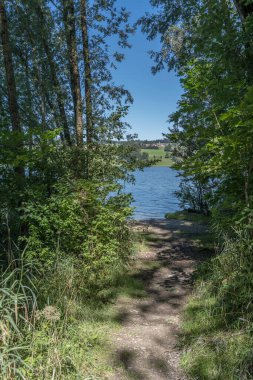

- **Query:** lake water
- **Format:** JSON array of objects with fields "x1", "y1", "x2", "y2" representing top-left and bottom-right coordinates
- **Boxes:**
[{"x1": 123, "y1": 166, "x2": 181, "y2": 220}]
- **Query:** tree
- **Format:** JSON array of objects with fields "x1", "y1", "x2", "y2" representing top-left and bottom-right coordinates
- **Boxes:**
[
  {"x1": 36, "y1": 3, "x2": 72, "y2": 145},
  {"x1": 0, "y1": 0, "x2": 136, "y2": 246},
  {"x1": 0, "y1": 0, "x2": 24, "y2": 178},
  {"x1": 233, "y1": 0, "x2": 253, "y2": 21},
  {"x1": 141, "y1": 0, "x2": 253, "y2": 216},
  {"x1": 80, "y1": 0, "x2": 93, "y2": 145},
  {"x1": 62, "y1": 0, "x2": 83, "y2": 146}
]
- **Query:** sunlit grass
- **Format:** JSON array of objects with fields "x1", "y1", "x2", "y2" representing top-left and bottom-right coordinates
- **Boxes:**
[
  {"x1": 141, "y1": 147, "x2": 173, "y2": 167},
  {"x1": 0, "y1": 243, "x2": 149, "y2": 379},
  {"x1": 165, "y1": 210, "x2": 211, "y2": 224},
  {"x1": 181, "y1": 231, "x2": 253, "y2": 380}
]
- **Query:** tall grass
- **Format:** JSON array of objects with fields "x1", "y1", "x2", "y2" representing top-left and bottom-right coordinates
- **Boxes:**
[
  {"x1": 0, "y1": 252, "x2": 138, "y2": 379},
  {"x1": 181, "y1": 230, "x2": 253, "y2": 380},
  {"x1": 0, "y1": 257, "x2": 108, "y2": 379},
  {"x1": 0, "y1": 259, "x2": 37, "y2": 379}
]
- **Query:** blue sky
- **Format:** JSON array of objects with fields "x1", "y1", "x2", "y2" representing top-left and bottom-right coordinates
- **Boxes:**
[{"x1": 112, "y1": 0, "x2": 183, "y2": 140}]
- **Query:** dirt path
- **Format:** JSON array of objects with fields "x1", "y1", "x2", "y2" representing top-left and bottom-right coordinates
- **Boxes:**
[{"x1": 108, "y1": 218, "x2": 211, "y2": 380}]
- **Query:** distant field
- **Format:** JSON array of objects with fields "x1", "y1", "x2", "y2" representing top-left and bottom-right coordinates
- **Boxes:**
[{"x1": 141, "y1": 147, "x2": 173, "y2": 167}]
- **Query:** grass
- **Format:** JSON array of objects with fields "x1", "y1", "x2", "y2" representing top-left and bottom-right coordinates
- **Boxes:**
[
  {"x1": 25, "y1": 267, "x2": 147, "y2": 380},
  {"x1": 26, "y1": 305, "x2": 118, "y2": 379},
  {"x1": 163, "y1": 212, "x2": 253, "y2": 379},
  {"x1": 180, "y1": 230, "x2": 253, "y2": 380},
  {"x1": 165, "y1": 210, "x2": 211, "y2": 224},
  {"x1": 181, "y1": 290, "x2": 253, "y2": 380},
  {"x1": 141, "y1": 147, "x2": 173, "y2": 167},
  {"x1": 1, "y1": 242, "x2": 148, "y2": 379},
  {"x1": 8, "y1": 215, "x2": 251, "y2": 380}
]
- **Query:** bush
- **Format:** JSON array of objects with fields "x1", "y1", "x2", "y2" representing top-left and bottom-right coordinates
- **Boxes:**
[
  {"x1": 23, "y1": 178, "x2": 133, "y2": 298},
  {"x1": 175, "y1": 177, "x2": 210, "y2": 214},
  {"x1": 0, "y1": 142, "x2": 137, "y2": 379}
]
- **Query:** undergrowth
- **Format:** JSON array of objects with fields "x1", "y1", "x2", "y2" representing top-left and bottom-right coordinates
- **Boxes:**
[
  {"x1": 0, "y1": 174, "x2": 139, "y2": 379},
  {"x1": 0, "y1": 252, "x2": 146, "y2": 379},
  {"x1": 181, "y1": 230, "x2": 253, "y2": 380}
]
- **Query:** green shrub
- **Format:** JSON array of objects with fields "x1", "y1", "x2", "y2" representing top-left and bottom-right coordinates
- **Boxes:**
[
  {"x1": 23, "y1": 178, "x2": 133, "y2": 298},
  {"x1": 23, "y1": 183, "x2": 88, "y2": 268},
  {"x1": 0, "y1": 143, "x2": 137, "y2": 378}
]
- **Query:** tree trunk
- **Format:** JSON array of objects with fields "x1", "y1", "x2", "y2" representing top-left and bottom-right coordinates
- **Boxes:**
[
  {"x1": 36, "y1": 5, "x2": 72, "y2": 145},
  {"x1": 43, "y1": 38, "x2": 72, "y2": 144},
  {"x1": 80, "y1": 0, "x2": 93, "y2": 145},
  {"x1": 0, "y1": 0, "x2": 24, "y2": 177},
  {"x1": 37, "y1": 64, "x2": 46, "y2": 132},
  {"x1": 62, "y1": 0, "x2": 83, "y2": 146},
  {"x1": 232, "y1": 1, "x2": 253, "y2": 81},
  {"x1": 233, "y1": 0, "x2": 253, "y2": 22},
  {"x1": 14, "y1": 44, "x2": 63, "y2": 138}
]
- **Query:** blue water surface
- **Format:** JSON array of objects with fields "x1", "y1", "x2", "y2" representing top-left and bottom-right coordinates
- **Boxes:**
[{"x1": 123, "y1": 166, "x2": 180, "y2": 220}]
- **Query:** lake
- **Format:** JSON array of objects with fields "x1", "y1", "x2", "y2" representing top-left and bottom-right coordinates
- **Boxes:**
[{"x1": 123, "y1": 166, "x2": 181, "y2": 220}]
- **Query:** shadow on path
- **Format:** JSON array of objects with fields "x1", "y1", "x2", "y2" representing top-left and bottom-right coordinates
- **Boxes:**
[{"x1": 109, "y1": 219, "x2": 213, "y2": 380}]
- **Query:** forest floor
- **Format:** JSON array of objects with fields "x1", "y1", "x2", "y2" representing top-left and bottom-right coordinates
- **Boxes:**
[{"x1": 107, "y1": 217, "x2": 213, "y2": 380}]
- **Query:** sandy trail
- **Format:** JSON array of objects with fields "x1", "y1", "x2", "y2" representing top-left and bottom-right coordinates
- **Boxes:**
[{"x1": 108, "y1": 219, "x2": 211, "y2": 380}]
